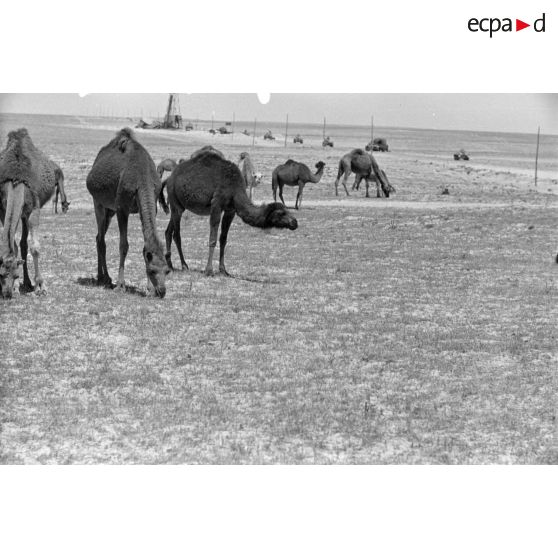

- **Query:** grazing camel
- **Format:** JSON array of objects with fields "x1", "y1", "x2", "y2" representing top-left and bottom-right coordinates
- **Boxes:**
[
  {"x1": 52, "y1": 164, "x2": 70, "y2": 214},
  {"x1": 164, "y1": 150, "x2": 298, "y2": 276},
  {"x1": 272, "y1": 159, "x2": 325, "y2": 210},
  {"x1": 0, "y1": 128, "x2": 64, "y2": 297},
  {"x1": 86, "y1": 128, "x2": 169, "y2": 298},
  {"x1": 335, "y1": 148, "x2": 393, "y2": 198},
  {"x1": 238, "y1": 152, "x2": 262, "y2": 200}
]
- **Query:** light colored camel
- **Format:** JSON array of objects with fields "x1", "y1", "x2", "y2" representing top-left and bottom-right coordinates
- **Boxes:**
[
  {"x1": 86, "y1": 128, "x2": 169, "y2": 297},
  {"x1": 335, "y1": 148, "x2": 393, "y2": 198},
  {"x1": 272, "y1": 159, "x2": 325, "y2": 210},
  {"x1": 164, "y1": 150, "x2": 298, "y2": 276},
  {"x1": 0, "y1": 128, "x2": 64, "y2": 297},
  {"x1": 238, "y1": 152, "x2": 262, "y2": 200}
]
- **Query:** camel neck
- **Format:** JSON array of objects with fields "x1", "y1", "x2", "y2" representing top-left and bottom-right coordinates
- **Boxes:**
[
  {"x1": 136, "y1": 183, "x2": 163, "y2": 254},
  {"x1": 233, "y1": 186, "x2": 269, "y2": 228}
]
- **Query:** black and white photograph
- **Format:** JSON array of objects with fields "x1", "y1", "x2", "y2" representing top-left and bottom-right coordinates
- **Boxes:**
[
  {"x1": 1, "y1": 1, "x2": 557, "y2": 556},
  {"x1": 1, "y1": 92, "x2": 557, "y2": 465}
]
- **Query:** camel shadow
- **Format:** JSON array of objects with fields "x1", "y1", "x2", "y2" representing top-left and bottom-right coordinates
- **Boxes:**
[
  {"x1": 182, "y1": 268, "x2": 281, "y2": 285},
  {"x1": 76, "y1": 277, "x2": 147, "y2": 297}
]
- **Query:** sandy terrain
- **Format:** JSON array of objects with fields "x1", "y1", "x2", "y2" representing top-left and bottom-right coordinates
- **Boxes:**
[{"x1": 0, "y1": 114, "x2": 557, "y2": 464}]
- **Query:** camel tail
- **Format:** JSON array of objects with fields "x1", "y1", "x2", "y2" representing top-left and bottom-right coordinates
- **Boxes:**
[{"x1": 1, "y1": 181, "x2": 25, "y2": 253}]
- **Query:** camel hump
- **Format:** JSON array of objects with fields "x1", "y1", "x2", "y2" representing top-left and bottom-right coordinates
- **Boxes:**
[
  {"x1": 0, "y1": 130, "x2": 36, "y2": 187},
  {"x1": 351, "y1": 148, "x2": 365, "y2": 156},
  {"x1": 114, "y1": 128, "x2": 136, "y2": 152},
  {"x1": 284, "y1": 159, "x2": 297, "y2": 165},
  {"x1": 7, "y1": 128, "x2": 30, "y2": 142}
]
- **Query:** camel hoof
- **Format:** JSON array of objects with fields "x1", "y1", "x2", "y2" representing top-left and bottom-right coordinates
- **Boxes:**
[
  {"x1": 204, "y1": 269, "x2": 214, "y2": 277},
  {"x1": 219, "y1": 269, "x2": 231, "y2": 277},
  {"x1": 19, "y1": 283, "x2": 35, "y2": 294}
]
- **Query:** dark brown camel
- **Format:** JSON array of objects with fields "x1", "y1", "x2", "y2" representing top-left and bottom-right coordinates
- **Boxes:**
[
  {"x1": 86, "y1": 128, "x2": 169, "y2": 298},
  {"x1": 271, "y1": 159, "x2": 325, "y2": 210},
  {"x1": 0, "y1": 128, "x2": 65, "y2": 298},
  {"x1": 164, "y1": 150, "x2": 298, "y2": 276},
  {"x1": 335, "y1": 149, "x2": 393, "y2": 198},
  {"x1": 159, "y1": 147, "x2": 224, "y2": 215}
]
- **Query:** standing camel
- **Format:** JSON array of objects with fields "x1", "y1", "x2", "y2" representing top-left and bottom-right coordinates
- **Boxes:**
[
  {"x1": 335, "y1": 148, "x2": 393, "y2": 198},
  {"x1": 0, "y1": 128, "x2": 64, "y2": 298},
  {"x1": 238, "y1": 152, "x2": 262, "y2": 200},
  {"x1": 272, "y1": 159, "x2": 325, "y2": 210},
  {"x1": 86, "y1": 128, "x2": 169, "y2": 298},
  {"x1": 164, "y1": 150, "x2": 298, "y2": 276}
]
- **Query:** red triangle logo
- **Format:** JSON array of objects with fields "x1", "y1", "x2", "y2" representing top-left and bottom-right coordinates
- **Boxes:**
[{"x1": 516, "y1": 19, "x2": 530, "y2": 31}]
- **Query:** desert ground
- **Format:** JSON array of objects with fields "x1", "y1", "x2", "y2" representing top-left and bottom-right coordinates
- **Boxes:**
[{"x1": 1, "y1": 115, "x2": 557, "y2": 464}]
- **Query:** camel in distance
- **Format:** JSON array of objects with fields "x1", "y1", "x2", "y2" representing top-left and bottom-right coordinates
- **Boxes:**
[
  {"x1": 164, "y1": 149, "x2": 298, "y2": 277},
  {"x1": 86, "y1": 128, "x2": 169, "y2": 298},
  {"x1": 0, "y1": 128, "x2": 67, "y2": 298},
  {"x1": 271, "y1": 159, "x2": 326, "y2": 210},
  {"x1": 335, "y1": 148, "x2": 394, "y2": 198}
]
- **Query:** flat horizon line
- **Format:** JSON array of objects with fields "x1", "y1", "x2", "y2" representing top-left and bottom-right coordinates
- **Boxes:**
[{"x1": 0, "y1": 111, "x2": 554, "y2": 138}]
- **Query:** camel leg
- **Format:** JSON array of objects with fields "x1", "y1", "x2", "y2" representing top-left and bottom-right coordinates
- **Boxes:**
[
  {"x1": 335, "y1": 164, "x2": 343, "y2": 197},
  {"x1": 19, "y1": 218, "x2": 34, "y2": 293},
  {"x1": 365, "y1": 178, "x2": 370, "y2": 198},
  {"x1": 341, "y1": 170, "x2": 351, "y2": 196},
  {"x1": 94, "y1": 202, "x2": 114, "y2": 287},
  {"x1": 27, "y1": 207, "x2": 45, "y2": 294},
  {"x1": 57, "y1": 177, "x2": 69, "y2": 212},
  {"x1": 278, "y1": 185, "x2": 287, "y2": 207},
  {"x1": 295, "y1": 181, "x2": 304, "y2": 210},
  {"x1": 352, "y1": 175, "x2": 361, "y2": 192},
  {"x1": 116, "y1": 210, "x2": 129, "y2": 291},
  {"x1": 218, "y1": 210, "x2": 235, "y2": 276},
  {"x1": 53, "y1": 187, "x2": 59, "y2": 214},
  {"x1": 166, "y1": 209, "x2": 188, "y2": 271},
  {"x1": 205, "y1": 205, "x2": 223, "y2": 276},
  {"x1": 374, "y1": 176, "x2": 382, "y2": 198}
]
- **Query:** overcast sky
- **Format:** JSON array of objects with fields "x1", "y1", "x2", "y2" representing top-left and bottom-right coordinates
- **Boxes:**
[{"x1": 1, "y1": 93, "x2": 556, "y2": 135}]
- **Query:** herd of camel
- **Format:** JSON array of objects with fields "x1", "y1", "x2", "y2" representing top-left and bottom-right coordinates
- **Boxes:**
[{"x1": 0, "y1": 127, "x2": 395, "y2": 300}]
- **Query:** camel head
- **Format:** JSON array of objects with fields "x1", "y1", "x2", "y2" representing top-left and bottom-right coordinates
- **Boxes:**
[
  {"x1": 315, "y1": 161, "x2": 326, "y2": 171},
  {"x1": 263, "y1": 202, "x2": 298, "y2": 231},
  {"x1": 379, "y1": 170, "x2": 395, "y2": 198},
  {"x1": 253, "y1": 172, "x2": 263, "y2": 186},
  {"x1": 61, "y1": 200, "x2": 71, "y2": 214},
  {"x1": 0, "y1": 253, "x2": 23, "y2": 299},
  {"x1": 143, "y1": 246, "x2": 169, "y2": 298}
]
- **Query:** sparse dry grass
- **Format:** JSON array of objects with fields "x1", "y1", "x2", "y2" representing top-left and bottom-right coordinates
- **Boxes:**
[
  {"x1": 1, "y1": 115, "x2": 557, "y2": 463},
  {"x1": 1, "y1": 203, "x2": 557, "y2": 464}
]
